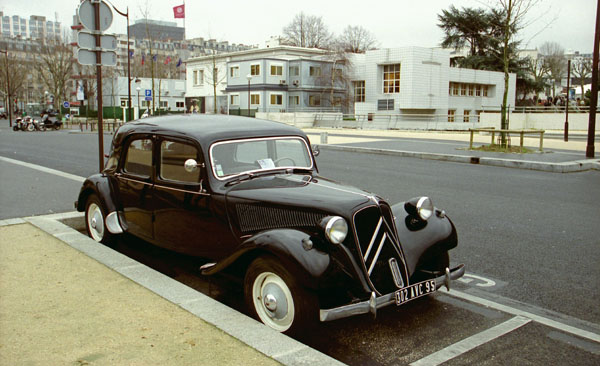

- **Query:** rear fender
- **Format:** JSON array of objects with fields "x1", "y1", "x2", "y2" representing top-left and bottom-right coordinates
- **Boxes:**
[{"x1": 202, "y1": 229, "x2": 330, "y2": 289}]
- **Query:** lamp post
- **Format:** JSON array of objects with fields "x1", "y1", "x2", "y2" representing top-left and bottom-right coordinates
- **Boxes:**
[
  {"x1": 564, "y1": 59, "x2": 571, "y2": 142},
  {"x1": 246, "y1": 74, "x2": 252, "y2": 117},
  {"x1": 0, "y1": 50, "x2": 12, "y2": 127},
  {"x1": 136, "y1": 86, "x2": 141, "y2": 119}
]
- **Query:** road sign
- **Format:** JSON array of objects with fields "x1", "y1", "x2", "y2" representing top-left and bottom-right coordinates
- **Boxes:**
[
  {"x1": 145, "y1": 89, "x2": 152, "y2": 97},
  {"x1": 63, "y1": 101, "x2": 70, "y2": 109},
  {"x1": 145, "y1": 96, "x2": 152, "y2": 101},
  {"x1": 78, "y1": 0, "x2": 113, "y2": 32},
  {"x1": 78, "y1": 31, "x2": 117, "y2": 51},
  {"x1": 77, "y1": 48, "x2": 117, "y2": 66}
]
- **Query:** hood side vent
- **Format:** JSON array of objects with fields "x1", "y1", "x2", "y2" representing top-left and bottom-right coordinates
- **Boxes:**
[{"x1": 236, "y1": 203, "x2": 325, "y2": 233}]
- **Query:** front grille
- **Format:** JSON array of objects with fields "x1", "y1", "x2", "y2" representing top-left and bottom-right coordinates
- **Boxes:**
[
  {"x1": 353, "y1": 205, "x2": 408, "y2": 294},
  {"x1": 236, "y1": 203, "x2": 324, "y2": 233}
]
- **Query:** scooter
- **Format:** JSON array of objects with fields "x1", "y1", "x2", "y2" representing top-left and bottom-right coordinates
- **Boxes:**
[
  {"x1": 32, "y1": 118, "x2": 45, "y2": 131},
  {"x1": 40, "y1": 114, "x2": 62, "y2": 130}
]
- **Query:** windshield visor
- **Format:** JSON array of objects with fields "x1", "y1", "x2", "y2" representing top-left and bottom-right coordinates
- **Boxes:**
[{"x1": 210, "y1": 137, "x2": 313, "y2": 180}]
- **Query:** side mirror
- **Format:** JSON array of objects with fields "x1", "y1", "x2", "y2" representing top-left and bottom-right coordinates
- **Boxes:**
[
  {"x1": 184, "y1": 158, "x2": 204, "y2": 173},
  {"x1": 312, "y1": 145, "x2": 320, "y2": 157}
]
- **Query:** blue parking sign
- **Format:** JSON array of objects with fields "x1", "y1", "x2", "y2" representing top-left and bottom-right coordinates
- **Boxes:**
[{"x1": 145, "y1": 89, "x2": 152, "y2": 97}]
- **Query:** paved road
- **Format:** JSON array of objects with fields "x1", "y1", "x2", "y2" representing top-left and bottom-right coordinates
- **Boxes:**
[{"x1": 1, "y1": 126, "x2": 599, "y2": 365}]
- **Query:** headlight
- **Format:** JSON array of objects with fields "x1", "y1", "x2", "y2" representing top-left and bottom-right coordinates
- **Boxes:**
[
  {"x1": 321, "y1": 216, "x2": 348, "y2": 244},
  {"x1": 416, "y1": 197, "x2": 434, "y2": 220},
  {"x1": 405, "y1": 196, "x2": 434, "y2": 221}
]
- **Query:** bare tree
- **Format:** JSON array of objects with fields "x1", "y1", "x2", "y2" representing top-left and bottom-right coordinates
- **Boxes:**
[
  {"x1": 524, "y1": 54, "x2": 550, "y2": 102},
  {"x1": 204, "y1": 50, "x2": 227, "y2": 114},
  {"x1": 282, "y1": 12, "x2": 333, "y2": 49},
  {"x1": 0, "y1": 51, "x2": 27, "y2": 117},
  {"x1": 491, "y1": 0, "x2": 540, "y2": 147},
  {"x1": 337, "y1": 25, "x2": 378, "y2": 53},
  {"x1": 571, "y1": 56, "x2": 592, "y2": 99},
  {"x1": 33, "y1": 37, "x2": 74, "y2": 111},
  {"x1": 539, "y1": 41, "x2": 566, "y2": 97}
]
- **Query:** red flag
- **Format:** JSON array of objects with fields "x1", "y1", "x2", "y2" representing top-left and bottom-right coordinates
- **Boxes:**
[
  {"x1": 173, "y1": 4, "x2": 185, "y2": 18},
  {"x1": 165, "y1": 56, "x2": 171, "y2": 65}
]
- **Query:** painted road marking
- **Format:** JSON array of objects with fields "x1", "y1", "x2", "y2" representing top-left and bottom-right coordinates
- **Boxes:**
[
  {"x1": 0, "y1": 156, "x2": 85, "y2": 183},
  {"x1": 446, "y1": 289, "x2": 600, "y2": 344},
  {"x1": 457, "y1": 273, "x2": 496, "y2": 287},
  {"x1": 410, "y1": 316, "x2": 531, "y2": 366}
]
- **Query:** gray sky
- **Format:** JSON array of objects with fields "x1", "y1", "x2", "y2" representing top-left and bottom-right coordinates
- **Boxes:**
[{"x1": 1, "y1": 0, "x2": 595, "y2": 53}]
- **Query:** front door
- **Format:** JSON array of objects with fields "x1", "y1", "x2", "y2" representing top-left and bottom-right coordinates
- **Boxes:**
[{"x1": 152, "y1": 138, "x2": 231, "y2": 257}]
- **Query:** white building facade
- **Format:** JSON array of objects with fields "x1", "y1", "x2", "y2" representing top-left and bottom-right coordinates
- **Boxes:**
[{"x1": 348, "y1": 47, "x2": 516, "y2": 123}]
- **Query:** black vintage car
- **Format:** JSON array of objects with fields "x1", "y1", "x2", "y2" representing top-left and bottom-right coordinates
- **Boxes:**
[{"x1": 75, "y1": 114, "x2": 464, "y2": 334}]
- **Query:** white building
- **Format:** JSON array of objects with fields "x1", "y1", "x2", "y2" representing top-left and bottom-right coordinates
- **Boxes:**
[
  {"x1": 0, "y1": 12, "x2": 61, "y2": 40},
  {"x1": 348, "y1": 47, "x2": 516, "y2": 123}
]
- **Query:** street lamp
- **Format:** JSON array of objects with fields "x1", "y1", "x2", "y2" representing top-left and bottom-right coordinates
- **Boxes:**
[{"x1": 246, "y1": 74, "x2": 252, "y2": 117}]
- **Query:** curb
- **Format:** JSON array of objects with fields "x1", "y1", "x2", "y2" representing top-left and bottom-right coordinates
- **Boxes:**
[
  {"x1": 320, "y1": 145, "x2": 600, "y2": 173},
  {"x1": 1, "y1": 212, "x2": 345, "y2": 366}
]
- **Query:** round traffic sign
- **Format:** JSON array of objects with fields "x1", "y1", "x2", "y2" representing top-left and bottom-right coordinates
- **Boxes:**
[
  {"x1": 63, "y1": 101, "x2": 70, "y2": 109},
  {"x1": 78, "y1": 0, "x2": 113, "y2": 32}
]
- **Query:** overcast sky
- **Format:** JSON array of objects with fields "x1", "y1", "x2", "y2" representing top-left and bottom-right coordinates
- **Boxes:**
[{"x1": 1, "y1": 0, "x2": 595, "y2": 53}]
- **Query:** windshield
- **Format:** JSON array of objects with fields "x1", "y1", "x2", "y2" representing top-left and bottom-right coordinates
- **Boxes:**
[{"x1": 210, "y1": 137, "x2": 313, "y2": 179}]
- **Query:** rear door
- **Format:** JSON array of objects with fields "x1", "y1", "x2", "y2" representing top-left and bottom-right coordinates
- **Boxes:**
[{"x1": 115, "y1": 135, "x2": 154, "y2": 240}]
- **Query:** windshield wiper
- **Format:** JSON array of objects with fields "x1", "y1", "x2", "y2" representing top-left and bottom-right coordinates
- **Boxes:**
[{"x1": 224, "y1": 168, "x2": 312, "y2": 187}]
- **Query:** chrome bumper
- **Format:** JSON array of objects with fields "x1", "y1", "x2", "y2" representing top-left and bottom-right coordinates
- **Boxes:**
[{"x1": 319, "y1": 264, "x2": 465, "y2": 322}]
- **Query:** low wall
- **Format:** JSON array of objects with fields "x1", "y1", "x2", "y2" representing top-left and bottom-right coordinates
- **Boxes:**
[
  {"x1": 255, "y1": 112, "x2": 316, "y2": 128},
  {"x1": 480, "y1": 112, "x2": 596, "y2": 130}
]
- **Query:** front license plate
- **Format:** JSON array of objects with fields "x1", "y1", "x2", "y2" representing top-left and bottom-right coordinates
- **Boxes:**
[{"x1": 395, "y1": 279, "x2": 436, "y2": 305}]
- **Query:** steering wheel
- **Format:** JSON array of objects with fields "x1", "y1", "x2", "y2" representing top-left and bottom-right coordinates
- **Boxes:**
[{"x1": 274, "y1": 157, "x2": 297, "y2": 167}]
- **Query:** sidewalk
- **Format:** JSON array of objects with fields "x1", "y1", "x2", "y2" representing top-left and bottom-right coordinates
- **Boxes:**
[
  {"x1": 303, "y1": 128, "x2": 600, "y2": 173},
  {"x1": 0, "y1": 215, "x2": 344, "y2": 366}
]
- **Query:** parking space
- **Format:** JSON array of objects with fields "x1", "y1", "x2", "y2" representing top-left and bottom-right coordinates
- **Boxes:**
[{"x1": 61, "y1": 216, "x2": 600, "y2": 366}]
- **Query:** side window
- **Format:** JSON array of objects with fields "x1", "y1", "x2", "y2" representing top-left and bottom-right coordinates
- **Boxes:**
[
  {"x1": 124, "y1": 139, "x2": 152, "y2": 177},
  {"x1": 160, "y1": 140, "x2": 201, "y2": 183}
]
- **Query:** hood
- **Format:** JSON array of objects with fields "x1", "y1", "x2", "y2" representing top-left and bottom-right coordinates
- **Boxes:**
[{"x1": 225, "y1": 173, "x2": 374, "y2": 218}]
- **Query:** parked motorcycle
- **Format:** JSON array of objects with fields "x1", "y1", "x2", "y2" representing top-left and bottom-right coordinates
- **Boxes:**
[
  {"x1": 40, "y1": 114, "x2": 62, "y2": 130},
  {"x1": 32, "y1": 118, "x2": 45, "y2": 131},
  {"x1": 13, "y1": 116, "x2": 36, "y2": 131}
]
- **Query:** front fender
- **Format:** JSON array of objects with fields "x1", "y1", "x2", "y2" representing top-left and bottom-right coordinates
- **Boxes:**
[
  {"x1": 202, "y1": 229, "x2": 330, "y2": 289},
  {"x1": 392, "y1": 202, "x2": 457, "y2": 277}
]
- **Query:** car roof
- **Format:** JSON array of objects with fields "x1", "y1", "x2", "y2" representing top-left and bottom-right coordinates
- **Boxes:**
[{"x1": 114, "y1": 114, "x2": 308, "y2": 147}]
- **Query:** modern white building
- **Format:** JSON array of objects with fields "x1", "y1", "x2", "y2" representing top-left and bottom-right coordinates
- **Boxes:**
[
  {"x1": 347, "y1": 47, "x2": 516, "y2": 123},
  {"x1": 0, "y1": 12, "x2": 62, "y2": 40}
]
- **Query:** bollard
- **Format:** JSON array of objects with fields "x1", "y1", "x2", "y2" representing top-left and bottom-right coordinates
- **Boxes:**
[{"x1": 320, "y1": 132, "x2": 328, "y2": 144}]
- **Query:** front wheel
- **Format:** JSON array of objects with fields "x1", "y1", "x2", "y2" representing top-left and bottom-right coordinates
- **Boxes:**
[
  {"x1": 26, "y1": 123, "x2": 34, "y2": 132},
  {"x1": 13, "y1": 125, "x2": 18, "y2": 131},
  {"x1": 85, "y1": 194, "x2": 115, "y2": 245},
  {"x1": 244, "y1": 256, "x2": 317, "y2": 335}
]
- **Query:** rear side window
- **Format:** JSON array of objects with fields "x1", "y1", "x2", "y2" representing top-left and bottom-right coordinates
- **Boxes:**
[
  {"x1": 124, "y1": 139, "x2": 153, "y2": 177},
  {"x1": 160, "y1": 140, "x2": 200, "y2": 183}
]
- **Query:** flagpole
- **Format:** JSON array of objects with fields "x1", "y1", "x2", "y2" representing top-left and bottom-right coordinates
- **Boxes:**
[{"x1": 183, "y1": 0, "x2": 186, "y2": 40}]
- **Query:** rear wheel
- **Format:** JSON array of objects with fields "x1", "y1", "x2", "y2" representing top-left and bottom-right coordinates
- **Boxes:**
[
  {"x1": 85, "y1": 194, "x2": 115, "y2": 245},
  {"x1": 244, "y1": 256, "x2": 316, "y2": 335}
]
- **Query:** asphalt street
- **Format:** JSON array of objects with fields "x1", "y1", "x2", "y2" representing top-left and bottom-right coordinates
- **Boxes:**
[{"x1": 1, "y1": 122, "x2": 599, "y2": 365}]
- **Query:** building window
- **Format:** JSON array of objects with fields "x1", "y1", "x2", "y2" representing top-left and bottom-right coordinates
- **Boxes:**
[
  {"x1": 250, "y1": 64, "x2": 260, "y2": 76},
  {"x1": 475, "y1": 85, "x2": 481, "y2": 96},
  {"x1": 353, "y1": 80, "x2": 365, "y2": 102},
  {"x1": 309, "y1": 66, "x2": 321, "y2": 77},
  {"x1": 460, "y1": 84, "x2": 466, "y2": 96},
  {"x1": 377, "y1": 99, "x2": 394, "y2": 111},
  {"x1": 309, "y1": 95, "x2": 320, "y2": 106},
  {"x1": 270, "y1": 94, "x2": 283, "y2": 105},
  {"x1": 159, "y1": 101, "x2": 168, "y2": 108},
  {"x1": 468, "y1": 84, "x2": 474, "y2": 96},
  {"x1": 176, "y1": 101, "x2": 184, "y2": 108},
  {"x1": 250, "y1": 93, "x2": 260, "y2": 105},
  {"x1": 452, "y1": 83, "x2": 459, "y2": 96},
  {"x1": 483, "y1": 85, "x2": 489, "y2": 97},
  {"x1": 270, "y1": 65, "x2": 283, "y2": 76},
  {"x1": 289, "y1": 66, "x2": 299, "y2": 77},
  {"x1": 448, "y1": 110, "x2": 455, "y2": 122},
  {"x1": 193, "y1": 69, "x2": 204, "y2": 86},
  {"x1": 230, "y1": 66, "x2": 239, "y2": 78},
  {"x1": 230, "y1": 94, "x2": 239, "y2": 105},
  {"x1": 383, "y1": 64, "x2": 400, "y2": 93},
  {"x1": 464, "y1": 110, "x2": 470, "y2": 122},
  {"x1": 289, "y1": 95, "x2": 299, "y2": 106}
]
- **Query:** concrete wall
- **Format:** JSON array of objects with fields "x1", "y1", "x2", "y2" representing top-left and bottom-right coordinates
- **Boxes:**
[
  {"x1": 255, "y1": 112, "x2": 316, "y2": 128},
  {"x1": 480, "y1": 112, "x2": 595, "y2": 130}
]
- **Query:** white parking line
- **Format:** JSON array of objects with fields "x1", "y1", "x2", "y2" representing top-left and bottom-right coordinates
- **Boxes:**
[
  {"x1": 447, "y1": 289, "x2": 600, "y2": 343},
  {"x1": 0, "y1": 156, "x2": 85, "y2": 183},
  {"x1": 410, "y1": 316, "x2": 531, "y2": 366}
]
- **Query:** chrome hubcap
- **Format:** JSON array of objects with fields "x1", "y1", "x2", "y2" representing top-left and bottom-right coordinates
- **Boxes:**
[
  {"x1": 263, "y1": 294, "x2": 277, "y2": 312},
  {"x1": 252, "y1": 271, "x2": 295, "y2": 332}
]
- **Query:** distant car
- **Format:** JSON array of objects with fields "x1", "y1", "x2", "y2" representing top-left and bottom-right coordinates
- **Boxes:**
[{"x1": 75, "y1": 114, "x2": 464, "y2": 334}]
